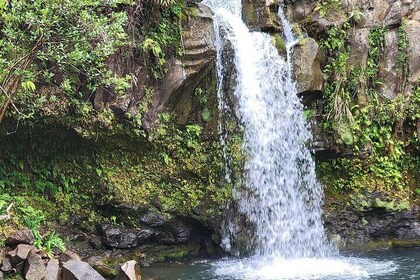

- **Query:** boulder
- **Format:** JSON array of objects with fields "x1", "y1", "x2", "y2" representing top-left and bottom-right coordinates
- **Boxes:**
[
  {"x1": 384, "y1": 0, "x2": 418, "y2": 27},
  {"x1": 292, "y1": 38, "x2": 323, "y2": 94},
  {"x1": 0, "y1": 256, "x2": 12, "y2": 273},
  {"x1": 406, "y1": 20, "x2": 420, "y2": 83},
  {"x1": 311, "y1": 11, "x2": 344, "y2": 30},
  {"x1": 142, "y1": 3, "x2": 216, "y2": 131},
  {"x1": 5, "y1": 229, "x2": 35, "y2": 247},
  {"x1": 24, "y1": 249, "x2": 46, "y2": 280},
  {"x1": 377, "y1": 30, "x2": 403, "y2": 98},
  {"x1": 384, "y1": 0, "x2": 403, "y2": 27},
  {"x1": 58, "y1": 250, "x2": 82, "y2": 264},
  {"x1": 357, "y1": 0, "x2": 390, "y2": 28},
  {"x1": 61, "y1": 260, "x2": 105, "y2": 280},
  {"x1": 139, "y1": 211, "x2": 169, "y2": 227},
  {"x1": 115, "y1": 260, "x2": 141, "y2": 280},
  {"x1": 86, "y1": 256, "x2": 117, "y2": 278},
  {"x1": 44, "y1": 259, "x2": 60, "y2": 280},
  {"x1": 325, "y1": 203, "x2": 420, "y2": 247},
  {"x1": 412, "y1": 11, "x2": 420, "y2": 22},
  {"x1": 136, "y1": 229, "x2": 155, "y2": 244},
  {"x1": 99, "y1": 225, "x2": 138, "y2": 249},
  {"x1": 99, "y1": 225, "x2": 154, "y2": 249},
  {"x1": 285, "y1": 0, "x2": 315, "y2": 22},
  {"x1": 242, "y1": 0, "x2": 279, "y2": 31},
  {"x1": 348, "y1": 28, "x2": 370, "y2": 68},
  {"x1": 172, "y1": 223, "x2": 193, "y2": 243},
  {"x1": 7, "y1": 244, "x2": 38, "y2": 266}
]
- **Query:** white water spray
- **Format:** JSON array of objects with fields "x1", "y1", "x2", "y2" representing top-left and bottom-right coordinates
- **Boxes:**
[{"x1": 202, "y1": 0, "x2": 333, "y2": 259}]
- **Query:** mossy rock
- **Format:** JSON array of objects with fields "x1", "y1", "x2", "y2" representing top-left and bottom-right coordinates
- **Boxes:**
[
  {"x1": 242, "y1": 0, "x2": 279, "y2": 31},
  {"x1": 272, "y1": 34, "x2": 286, "y2": 54},
  {"x1": 346, "y1": 239, "x2": 420, "y2": 251}
]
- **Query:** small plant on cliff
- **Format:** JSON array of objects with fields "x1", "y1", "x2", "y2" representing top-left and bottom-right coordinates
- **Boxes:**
[
  {"x1": 318, "y1": 17, "x2": 419, "y2": 197},
  {"x1": 155, "y1": 0, "x2": 177, "y2": 6},
  {"x1": 140, "y1": 4, "x2": 184, "y2": 80},
  {"x1": 315, "y1": 0, "x2": 343, "y2": 18},
  {"x1": 21, "y1": 205, "x2": 66, "y2": 258},
  {"x1": 366, "y1": 27, "x2": 387, "y2": 81},
  {"x1": 44, "y1": 231, "x2": 66, "y2": 258},
  {"x1": 397, "y1": 20, "x2": 409, "y2": 89}
]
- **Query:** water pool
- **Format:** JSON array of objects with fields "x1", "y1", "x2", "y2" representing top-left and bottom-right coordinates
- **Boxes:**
[{"x1": 143, "y1": 247, "x2": 420, "y2": 280}]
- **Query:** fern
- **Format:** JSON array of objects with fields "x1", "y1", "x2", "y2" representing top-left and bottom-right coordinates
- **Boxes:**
[{"x1": 154, "y1": 0, "x2": 177, "y2": 7}]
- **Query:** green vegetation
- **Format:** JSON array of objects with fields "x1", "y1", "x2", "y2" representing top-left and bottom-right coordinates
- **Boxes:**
[
  {"x1": 0, "y1": 0, "x2": 228, "y2": 252},
  {"x1": 318, "y1": 16, "x2": 419, "y2": 205},
  {"x1": 0, "y1": 112, "x2": 230, "y2": 239},
  {"x1": 0, "y1": 0, "x2": 192, "y2": 137},
  {"x1": 0, "y1": 0, "x2": 131, "y2": 126},
  {"x1": 0, "y1": 194, "x2": 65, "y2": 257},
  {"x1": 140, "y1": 7, "x2": 184, "y2": 79},
  {"x1": 315, "y1": 0, "x2": 343, "y2": 18},
  {"x1": 397, "y1": 20, "x2": 409, "y2": 85}
]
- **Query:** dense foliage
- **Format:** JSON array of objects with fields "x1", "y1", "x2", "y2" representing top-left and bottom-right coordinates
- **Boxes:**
[
  {"x1": 315, "y1": 5, "x2": 420, "y2": 205},
  {"x1": 0, "y1": 0, "x2": 230, "y2": 250},
  {"x1": 0, "y1": 0, "x2": 133, "y2": 127}
]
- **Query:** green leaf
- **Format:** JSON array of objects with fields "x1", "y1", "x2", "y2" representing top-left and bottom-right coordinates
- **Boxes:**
[
  {"x1": 201, "y1": 108, "x2": 211, "y2": 122},
  {"x1": 21, "y1": 81, "x2": 36, "y2": 92}
]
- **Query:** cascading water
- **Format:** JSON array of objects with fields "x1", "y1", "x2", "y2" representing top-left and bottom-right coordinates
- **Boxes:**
[
  {"x1": 202, "y1": 0, "x2": 333, "y2": 259},
  {"x1": 143, "y1": 1, "x2": 402, "y2": 279},
  {"x1": 198, "y1": 1, "x2": 399, "y2": 279}
]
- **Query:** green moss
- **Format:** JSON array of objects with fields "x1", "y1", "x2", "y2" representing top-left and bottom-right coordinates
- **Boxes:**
[
  {"x1": 0, "y1": 114, "x2": 231, "y2": 239},
  {"x1": 242, "y1": 1, "x2": 256, "y2": 27},
  {"x1": 333, "y1": 119, "x2": 354, "y2": 146},
  {"x1": 346, "y1": 239, "x2": 420, "y2": 251},
  {"x1": 4, "y1": 274, "x2": 24, "y2": 280},
  {"x1": 348, "y1": 194, "x2": 410, "y2": 212},
  {"x1": 373, "y1": 198, "x2": 410, "y2": 211},
  {"x1": 318, "y1": 155, "x2": 419, "y2": 211},
  {"x1": 272, "y1": 34, "x2": 286, "y2": 53},
  {"x1": 160, "y1": 248, "x2": 189, "y2": 260}
]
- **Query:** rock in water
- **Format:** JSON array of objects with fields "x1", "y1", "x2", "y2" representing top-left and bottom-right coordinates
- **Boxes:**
[
  {"x1": 62, "y1": 260, "x2": 105, "y2": 280},
  {"x1": 5, "y1": 229, "x2": 35, "y2": 247},
  {"x1": 24, "y1": 249, "x2": 46, "y2": 280},
  {"x1": 115, "y1": 260, "x2": 141, "y2": 280},
  {"x1": 44, "y1": 259, "x2": 60, "y2": 280},
  {"x1": 291, "y1": 37, "x2": 323, "y2": 94},
  {"x1": 87, "y1": 256, "x2": 117, "y2": 278}
]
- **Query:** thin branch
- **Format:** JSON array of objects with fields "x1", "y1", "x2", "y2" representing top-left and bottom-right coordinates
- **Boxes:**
[{"x1": 0, "y1": 85, "x2": 21, "y2": 114}]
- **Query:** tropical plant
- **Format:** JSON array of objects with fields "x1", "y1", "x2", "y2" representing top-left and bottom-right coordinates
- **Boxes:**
[{"x1": 0, "y1": 0, "x2": 130, "y2": 125}]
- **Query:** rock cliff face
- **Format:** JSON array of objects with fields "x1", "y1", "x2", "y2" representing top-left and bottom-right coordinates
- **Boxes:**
[
  {"x1": 93, "y1": 3, "x2": 217, "y2": 134},
  {"x1": 1, "y1": 0, "x2": 419, "y2": 266},
  {"x1": 325, "y1": 205, "x2": 420, "y2": 248},
  {"x1": 237, "y1": 0, "x2": 420, "y2": 249},
  {"x1": 142, "y1": 4, "x2": 216, "y2": 132},
  {"x1": 42, "y1": 0, "x2": 420, "y2": 252}
]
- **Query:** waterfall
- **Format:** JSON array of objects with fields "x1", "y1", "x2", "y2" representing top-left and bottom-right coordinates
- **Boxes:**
[{"x1": 202, "y1": 0, "x2": 334, "y2": 259}]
